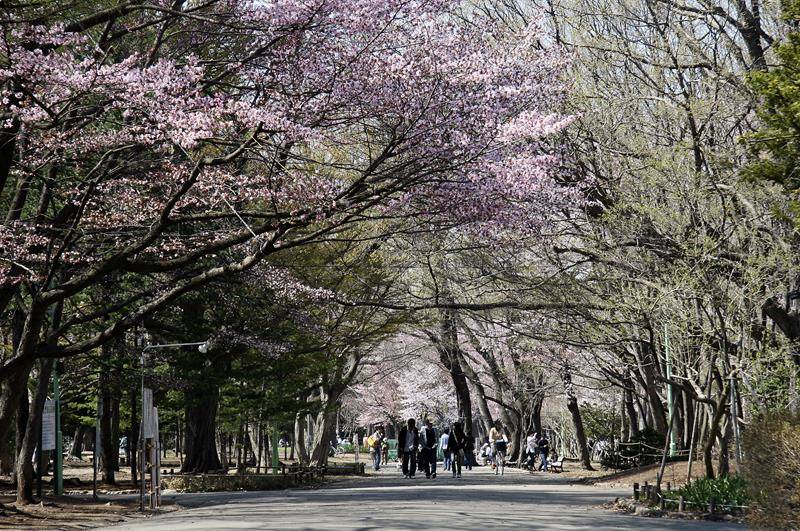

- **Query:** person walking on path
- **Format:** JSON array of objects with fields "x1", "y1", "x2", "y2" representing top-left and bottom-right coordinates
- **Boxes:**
[
  {"x1": 464, "y1": 431, "x2": 475, "y2": 471},
  {"x1": 449, "y1": 421, "x2": 466, "y2": 478},
  {"x1": 524, "y1": 430, "x2": 539, "y2": 470},
  {"x1": 368, "y1": 427, "x2": 384, "y2": 471},
  {"x1": 398, "y1": 418, "x2": 420, "y2": 478},
  {"x1": 537, "y1": 434, "x2": 550, "y2": 472},
  {"x1": 419, "y1": 419, "x2": 438, "y2": 479},
  {"x1": 440, "y1": 428, "x2": 451, "y2": 471},
  {"x1": 489, "y1": 420, "x2": 508, "y2": 475}
]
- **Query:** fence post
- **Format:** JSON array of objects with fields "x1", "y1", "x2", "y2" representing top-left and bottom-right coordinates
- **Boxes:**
[
  {"x1": 678, "y1": 495, "x2": 685, "y2": 512},
  {"x1": 633, "y1": 482, "x2": 640, "y2": 500}
]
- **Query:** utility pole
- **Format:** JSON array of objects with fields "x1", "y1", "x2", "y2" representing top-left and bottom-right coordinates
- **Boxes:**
[{"x1": 664, "y1": 324, "x2": 676, "y2": 458}]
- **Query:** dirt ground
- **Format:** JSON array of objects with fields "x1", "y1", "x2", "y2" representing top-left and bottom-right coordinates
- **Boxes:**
[
  {"x1": 0, "y1": 494, "x2": 176, "y2": 530},
  {"x1": 559, "y1": 459, "x2": 740, "y2": 490},
  {"x1": 0, "y1": 459, "x2": 179, "y2": 530}
]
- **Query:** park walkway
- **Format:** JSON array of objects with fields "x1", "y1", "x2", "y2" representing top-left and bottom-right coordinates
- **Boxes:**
[{"x1": 98, "y1": 465, "x2": 743, "y2": 530}]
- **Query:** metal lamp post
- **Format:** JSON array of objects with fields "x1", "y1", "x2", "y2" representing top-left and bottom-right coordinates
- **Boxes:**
[{"x1": 139, "y1": 340, "x2": 209, "y2": 511}]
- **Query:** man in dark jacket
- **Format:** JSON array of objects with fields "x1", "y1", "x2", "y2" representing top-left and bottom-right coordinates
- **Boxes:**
[
  {"x1": 398, "y1": 418, "x2": 419, "y2": 478},
  {"x1": 538, "y1": 435, "x2": 550, "y2": 471}
]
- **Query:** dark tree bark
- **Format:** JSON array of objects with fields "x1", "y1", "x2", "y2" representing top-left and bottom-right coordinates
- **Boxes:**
[
  {"x1": 111, "y1": 395, "x2": 120, "y2": 470},
  {"x1": 14, "y1": 382, "x2": 29, "y2": 480},
  {"x1": 562, "y1": 363, "x2": 593, "y2": 470},
  {"x1": 129, "y1": 385, "x2": 138, "y2": 483},
  {"x1": 703, "y1": 383, "x2": 728, "y2": 479},
  {"x1": 99, "y1": 343, "x2": 115, "y2": 484},
  {"x1": 435, "y1": 311, "x2": 473, "y2": 433},
  {"x1": 16, "y1": 359, "x2": 54, "y2": 504},
  {"x1": 623, "y1": 371, "x2": 640, "y2": 439},
  {"x1": 0, "y1": 429, "x2": 14, "y2": 474},
  {"x1": 293, "y1": 411, "x2": 309, "y2": 465},
  {"x1": 763, "y1": 298, "x2": 800, "y2": 367},
  {"x1": 637, "y1": 343, "x2": 668, "y2": 436},
  {"x1": 530, "y1": 399, "x2": 543, "y2": 435},
  {"x1": 70, "y1": 425, "x2": 87, "y2": 459},
  {"x1": 181, "y1": 384, "x2": 222, "y2": 473},
  {"x1": 0, "y1": 311, "x2": 31, "y2": 450}
]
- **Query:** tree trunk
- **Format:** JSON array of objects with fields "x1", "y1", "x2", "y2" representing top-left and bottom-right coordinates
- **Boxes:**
[
  {"x1": 703, "y1": 385, "x2": 728, "y2": 479},
  {"x1": 0, "y1": 430, "x2": 14, "y2": 474},
  {"x1": 530, "y1": 399, "x2": 543, "y2": 435},
  {"x1": 562, "y1": 364, "x2": 593, "y2": 470},
  {"x1": 0, "y1": 310, "x2": 32, "y2": 447},
  {"x1": 293, "y1": 412, "x2": 309, "y2": 465},
  {"x1": 310, "y1": 403, "x2": 339, "y2": 467},
  {"x1": 16, "y1": 359, "x2": 54, "y2": 504},
  {"x1": 717, "y1": 417, "x2": 731, "y2": 477},
  {"x1": 99, "y1": 342, "x2": 115, "y2": 484},
  {"x1": 69, "y1": 425, "x2": 87, "y2": 459},
  {"x1": 129, "y1": 385, "x2": 138, "y2": 483},
  {"x1": 218, "y1": 431, "x2": 228, "y2": 470},
  {"x1": 14, "y1": 382, "x2": 29, "y2": 480},
  {"x1": 111, "y1": 396, "x2": 120, "y2": 470},
  {"x1": 623, "y1": 373, "x2": 640, "y2": 439},
  {"x1": 181, "y1": 384, "x2": 222, "y2": 473},
  {"x1": 637, "y1": 344, "x2": 668, "y2": 436}
]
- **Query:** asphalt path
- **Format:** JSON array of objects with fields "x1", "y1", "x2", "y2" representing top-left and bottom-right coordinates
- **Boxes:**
[{"x1": 97, "y1": 465, "x2": 744, "y2": 530}]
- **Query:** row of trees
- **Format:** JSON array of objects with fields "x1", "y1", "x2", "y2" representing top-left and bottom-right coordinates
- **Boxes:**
[{"x1": 1, "y1": 0, "x2": 799, "y2": 519}]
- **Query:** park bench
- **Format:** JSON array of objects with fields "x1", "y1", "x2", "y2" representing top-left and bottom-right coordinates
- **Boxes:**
[{"x1": 548, "y1": 457, "x2": 564, "y2": 473}]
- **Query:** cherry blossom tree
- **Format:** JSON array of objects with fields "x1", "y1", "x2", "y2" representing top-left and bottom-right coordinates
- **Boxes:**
[{"x1": 0, "y1": 0, "x2": 576, "y2": 501}]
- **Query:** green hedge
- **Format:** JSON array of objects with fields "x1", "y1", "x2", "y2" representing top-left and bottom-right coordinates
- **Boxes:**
[
  {"x1": 162, "y1": 474, "x2": 299, "y2": 492},
  {"x1": 664, "y1": 475, "x2": 749, "y2": 512}
]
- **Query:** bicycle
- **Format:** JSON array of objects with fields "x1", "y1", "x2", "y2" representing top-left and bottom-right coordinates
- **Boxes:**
[{"x1": 493, "y1": 441, "x2": 507, "y2": 476}]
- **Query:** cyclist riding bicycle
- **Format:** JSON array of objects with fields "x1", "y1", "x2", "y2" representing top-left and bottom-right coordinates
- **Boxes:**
[{"x1": 489, "y1": 420, "x2": 508, "y2": 476}]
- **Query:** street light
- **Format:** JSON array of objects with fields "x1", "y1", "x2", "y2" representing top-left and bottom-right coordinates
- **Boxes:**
[{"x1": 139, "y1": 340, "x2": 209, "y2": 511}]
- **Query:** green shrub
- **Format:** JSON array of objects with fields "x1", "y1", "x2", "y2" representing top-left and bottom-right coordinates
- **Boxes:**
[
  {"x1": 742, "y1": 410, "x2": 800, "y2": 530},
  {"x1": 665, "y1": 475, "x2": 749, "y2": 511}
]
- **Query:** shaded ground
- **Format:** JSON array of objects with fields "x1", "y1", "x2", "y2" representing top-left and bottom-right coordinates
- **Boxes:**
[
  {"x1": 94, "y1": 466, "x2": 742, "y2": 531},
  {"x1": 0, "y1": 458, "x2": 744, "y2": 529}
]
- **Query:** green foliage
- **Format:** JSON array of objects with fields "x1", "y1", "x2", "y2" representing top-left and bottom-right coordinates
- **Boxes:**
[
  {"x1": 742, "y1": 411, "x2": 800, "y2": 529},
  {"x1": 580, "y1": 403, "x2": 622, "y2": 442},
  {"x1": 665, "y1": 475, "x2": 749, "y2": 512},
  {"x1": 746, "y1": 0, "x2": 800, "y2": 217}
]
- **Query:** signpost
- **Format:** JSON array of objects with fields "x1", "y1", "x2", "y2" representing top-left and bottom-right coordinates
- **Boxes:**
[
  {"x1": 40, "y1": 399, "x2": 56, "y2": 497},
  {"x1": 41, "y1": 400, "x2": 56, "y2": 450}
]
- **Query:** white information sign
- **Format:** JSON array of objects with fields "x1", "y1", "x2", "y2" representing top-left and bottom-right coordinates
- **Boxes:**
[
  {"x1": 41, "y1": 399, "x2": 56, "y2": 450},
  {"x1": 143, "y1": 388, "x2": 155, "y2": 439}
]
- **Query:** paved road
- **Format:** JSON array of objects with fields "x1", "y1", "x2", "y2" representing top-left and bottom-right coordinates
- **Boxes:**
[{"x1": 99, "y1": 466, "x2": 743, "y2": 530}]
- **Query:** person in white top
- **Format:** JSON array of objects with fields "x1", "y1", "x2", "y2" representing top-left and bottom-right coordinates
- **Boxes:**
[
  {"x1": 440, "y1": 428, "x2": 451, "y2": 471},
  {"x1": 525, "y1": 430, "x2": 539, "y2": 470}
]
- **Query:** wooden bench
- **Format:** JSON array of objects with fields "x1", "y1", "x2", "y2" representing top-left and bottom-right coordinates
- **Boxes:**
[{"x1": 548, "y1": 457, "x2": 564, "y2": 473}]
